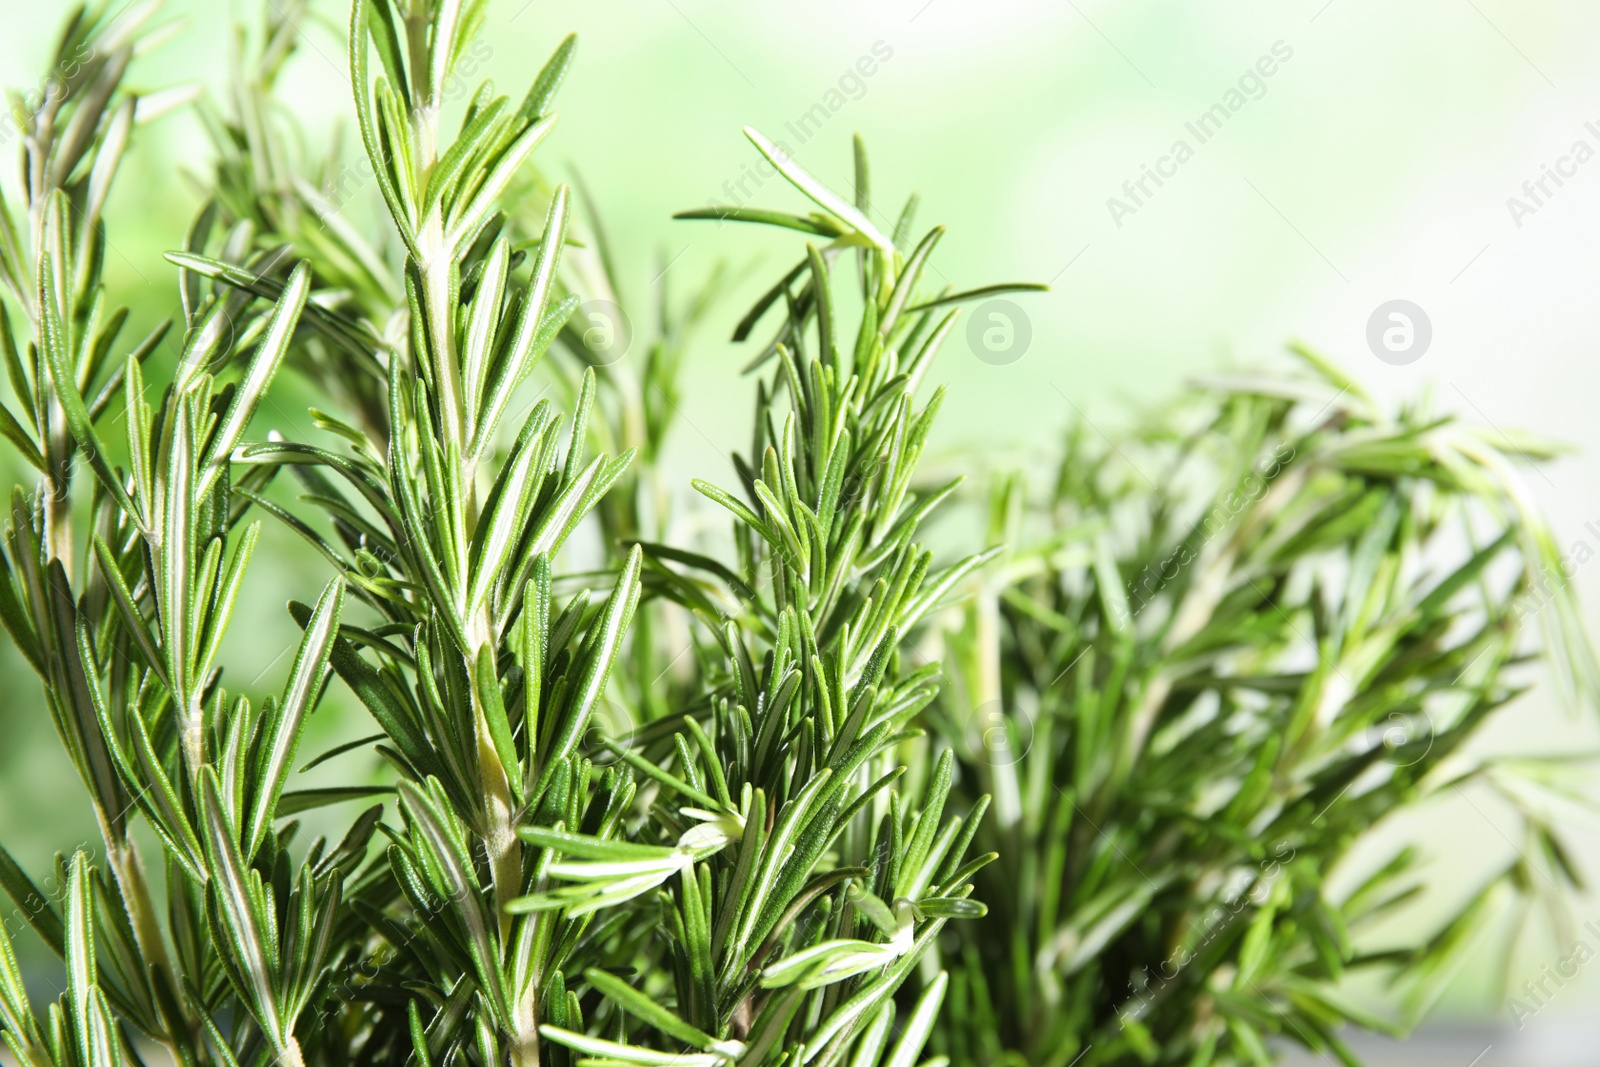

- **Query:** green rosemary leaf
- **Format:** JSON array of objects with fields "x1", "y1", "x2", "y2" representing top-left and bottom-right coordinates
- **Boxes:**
[
  {"x1": 63, "y1": 853, "x2": 100, "y2": 1067},
  {"x1": 475, "y1": 644, "x2": 522, "y2": 803},
  {"x1": 674, "y1": 206, "x2": 846, "y2": 239},
  {"x1": 881, "y1": 226, "x2": 944, "y2": 336},
  {"x1": 160, "y1": 401, "x2": 198, "y2": 745},
  {"x1": 0, "y1": 400, "x2": 41, "y2": 472},
  {"x1": 38, "y1": 251, "x2": 141, "y2": 527},
  {"x1": 903, "y1": 281, "x2": 1049, "y2": 313},
  {"x1": 400, "y1": 780, "x2": 509, "y2": 1024},
  {"x1": 198, "y1": 261, "x2": 312, "y2": 493},
  {"x1": 425, "y1": 96, "x2": 511, "y2": 220},
  {"x1": 447, "y1": 116, "x2": 557, "y2": 252},
  {"x1": 117, "y1": 693, "x2": 207, "y2": 884},
  {"x1": 535, "y1": 546, "x2": 642, "y2": 793},
  {"x1": 0, "y1": 843, "x2": 64, "y2": 955},
  {"x1": 0, "y1": 551, "x2": 43, "y2": 677},
  {"x1": 276, "y1": 787, "x2": 395, "y2": 816},
  {"x1": 472, "y1": 186, "x2": 572, "y2": 457},
  {"x1": 584, "y1": 968, "x2": 718, "y2": 1048},
  {"x1": 243, "y1": 578, "x2": 344, "y2": 856},
  {"x1": 742, "y1": 127, "x2": 892, "y2": 259},
  {"x1": 199, "y1": 768, "x2": 287, "y2": 1051},
  {"x1": 349, "y1": 0, "x2": 417, "y2": 245},
  {"x1": 520, "y1": 33, "x2": 578, "y2": 123},
  {"x1": 884, "y1": 971, "x2": 947, "y2": 1067},
  {"x1": 461, "y1": 236, "x2": 511, "y2": 437}
]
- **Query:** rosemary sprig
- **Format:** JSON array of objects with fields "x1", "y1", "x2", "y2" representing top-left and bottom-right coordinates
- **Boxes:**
[{"x1": 927, "y1": 356, "x2": 1600, "y2": 1067}]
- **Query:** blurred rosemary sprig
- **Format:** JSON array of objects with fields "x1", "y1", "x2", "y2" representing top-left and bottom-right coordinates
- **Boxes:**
[{"x1": 927, "y1": 352, "x2": 1600, "y2": 1067}]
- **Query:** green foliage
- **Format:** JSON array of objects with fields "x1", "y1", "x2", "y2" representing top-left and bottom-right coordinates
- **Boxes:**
[
  {"x1": 927, "y1": 358, "x2": 1599, "y2": 1066},
  {"x1": 0, "y1": 2, "x2": 999, "y2": 1064},
  {"x1": 0, "y1": 2, "x2": 1588, "y2": 1067}
]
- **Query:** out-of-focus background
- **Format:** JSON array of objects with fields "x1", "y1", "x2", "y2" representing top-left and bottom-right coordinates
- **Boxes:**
[{"x1": 3, "y1": 1, "x2": 1600, "y2": 1060}]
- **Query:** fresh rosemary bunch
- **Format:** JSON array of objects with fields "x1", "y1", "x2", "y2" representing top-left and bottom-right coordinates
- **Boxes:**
[
  {"x1": 545, "y1": 124, "x2": 1055, "y2": 1056},
  {"x1": 3, "y1": 2, "x2": 1588, "y2": 1065},
  {"x1": 0, "y1": 2, "x2": 1009, "y2": 1064},
  {"x1": 927, "y1": 353, "x2": 1599, "y2": 1067}
]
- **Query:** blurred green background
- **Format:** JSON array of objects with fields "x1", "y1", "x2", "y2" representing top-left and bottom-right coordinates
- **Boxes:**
[{"x1": 3, "y1": 0, "x2": 1600, "y2": 1050}]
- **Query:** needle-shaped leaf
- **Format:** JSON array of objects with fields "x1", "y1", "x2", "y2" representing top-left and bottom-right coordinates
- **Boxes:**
[
  {"x1": 692, "y1": 478, "x2": 770, "y2": 537},
  {"x1": 120, "y1": 703, "x2": 207, "y2": 883},
  {"x1": 38, "y1": 251, "x2": 141, "y2": 527},
  {"x1": 584, "y1": 968, "x2": 718, "y2": 1049},
  {"x1": 243, "y1": 578, "x2": 344, "y2": 857},
  {"x1": 471, "y1": 188, "x2": 570, "y2": 456},
  {"x1": 539, "y1": 1028, "x2": 735, "y2": 1066},
  {"x1": 446, "y1": 116, "x2": 558, "y2": 252},
  {"x1": 674, "y1": 206, "x2": 847, "y2": 239},
  {"x1": 534, "y1": 546, "x2": 642, "y2": 792},
  {"x1": 903, "y1": 281, "x2": 1049, "y2": 313},
  {"x1": 195, "y1": 521, "x2": 261, "y2": 681},
  {"x1": 348, "y1": 0, "x2": 416, "y2": 245},
  {"x1": 467, "y1": 416, "x2": 554, "y2": 615},
  {"x1": 424, "y1": 95, "x2": 510, "y2": 220},
  {"x1": 0, "y1": 912, "x2": 44, "y2": 1061},
  {"x1": 163, "y1": 251, "x2": 385, "y2": 361},
  {"x1": 743, "y1": 126, "x2": 893, "y2": 259},
  {"x1": 64, "y1": 853, "x2": 100, "y2": 1067},
  {"x1": 399, "y1": 781, "x2": 508, "y2": 1021},
  {"x1": 883, "y1": 972, "x2": 947, "y2": 1067},
  {"x1": 199, "y1": 261, "x2": 311, "y2": 495},
  {"x1": 518, "y1": 32, "x2": 577, "y2": 122},
  {"x1": 0, "y1": 401, "x2": 41, "y2": 472},
  {"x1": 461, "y1": 236, "x2": 511, "y2": 437},
  {"x1": 880, "y1": 226, "x2": 944, "y2": 336},
  {"x1": 0, "y1": 844, "x2": 63, "y2": 956},
  {"x1": 475, "y1": 645, "x2": 521, "y2": 803},
  {"x1": 162, "y1": 400, "x2": 198, "y2": 749},
  {"x1": 276, "y1": 787, "x2": 394, "y2": 815},
  {"x1": 316, "y1": 625, "x2": 440, "y2": 785},
  {"x1": 0, "y1": 527, "x2": 41, "y2": 675},
  {"x1": 199, "y1": 768, "x2": 286, "y2": 1050}
]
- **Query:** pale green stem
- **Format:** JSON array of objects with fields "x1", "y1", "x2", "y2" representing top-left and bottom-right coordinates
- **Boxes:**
[{"x1": 405, "y1": 49, "x2": 533, "y2": 1058}]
